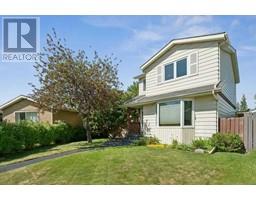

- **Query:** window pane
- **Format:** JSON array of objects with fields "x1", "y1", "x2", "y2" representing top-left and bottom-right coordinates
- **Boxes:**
[
  {"x1": 165, "y1": 63, "x2": 174, "y2": 80},
  {"x1": 15, "y1": 113, "x2": 20, "y2": 122},
  {"x1": 159, "y1": 100, "x2": 180, "y2": 126},
  {"x1": 184, "y1": 101, "x2": 192, "y2": 126},
  {"x1": 177, "y1": 58, "x2": 187, "y2": 78},
  {"x1": 25, "y1": 112, "x2": 38, "y2": 122},
  {"x1": 15, "y1": 112, "x2": 25, "y2": 122},
  {"x1": 143, "y1": 79, "x2": 146, "y2": 91}
]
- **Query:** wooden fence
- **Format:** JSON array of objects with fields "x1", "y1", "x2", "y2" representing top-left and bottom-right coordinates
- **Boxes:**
[{"x1": 219, "y1": 112, "x2": 256, "y2": 151}]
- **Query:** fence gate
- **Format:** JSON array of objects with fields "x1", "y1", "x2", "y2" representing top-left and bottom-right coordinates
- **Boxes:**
[{"x1": 219, "y1": 112, "x2": 256, "y2": 151}]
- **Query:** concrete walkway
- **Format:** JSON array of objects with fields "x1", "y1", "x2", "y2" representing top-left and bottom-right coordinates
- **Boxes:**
[{"x1": 0, "y1": 146, "x2": 104, "y2": 174}]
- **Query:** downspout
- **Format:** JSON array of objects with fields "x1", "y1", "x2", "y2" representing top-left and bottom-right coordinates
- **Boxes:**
[{"x1": 212, "y1": 84, "x2": 219, "y2": 134}]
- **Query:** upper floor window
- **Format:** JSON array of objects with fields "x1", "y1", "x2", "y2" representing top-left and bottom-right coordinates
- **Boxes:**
[
  {"x1": 143, "y1": 79, "x2": 146, "y2": 91},
  {"x1": 165, "y1": 63, "x2": 174, "y2": 81},
  {"x1": 162, "y1": 53, "x2": 198, "y2": 83},
  {"x1": 176, "y1": 58, "x2": 187, "y2": 78}
]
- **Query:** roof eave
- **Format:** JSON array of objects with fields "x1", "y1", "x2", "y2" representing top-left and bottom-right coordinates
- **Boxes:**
[
  {"x1": 0, "y1": 95, "x2": 36, "y2": 110},
  {"x1": 133, "y1": 74, "x2": 145, "y2": 80},
  {"x1": 140, "y1": 32, "x2": 227, "y2": 71}
]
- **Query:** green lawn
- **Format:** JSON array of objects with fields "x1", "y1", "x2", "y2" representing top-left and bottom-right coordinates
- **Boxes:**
[
  {"x1": 0, "y1": 139, "x2": 107, "y2": 166},
  {"x1": 0, "y1": 146, "x2": 256, "y2": 184}
]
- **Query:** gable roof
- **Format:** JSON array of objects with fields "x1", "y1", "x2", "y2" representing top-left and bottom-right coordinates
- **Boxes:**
[
  {"x1": 0, "y1": 95, "x2": 36, "y2": 110},
  {"x1": 141, "y1": 32, "x2": 228, "y2": 70},
  {"x1": 140, "y1": 32, "x2": 240, "y2": 83}
]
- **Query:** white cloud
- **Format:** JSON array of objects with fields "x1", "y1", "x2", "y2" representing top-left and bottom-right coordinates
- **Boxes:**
[
  {"x1": 81, "y1": 16, "x2": 132, "y2": 30},
  {"x1": 132, "y1": 29, "x2": 163, "y2": 42},
  {"x1": 175, "y1": 25, "x2": 221, "y2": 38},
  {"x1": 240, "y1": 45, "x2": 256, "y2": 52},
  {"x1": 174, "y1": 16, "x2": 213, "y2": 27},
  {"x1": 238, "y1": 45, "x2": 256, "y2": 56},
  {"x1": 230, "y1": 19, "x2": 240, "y2": 28},
  {"x1": 119, "y1": 16, "x2": 221, "y2": 54}
]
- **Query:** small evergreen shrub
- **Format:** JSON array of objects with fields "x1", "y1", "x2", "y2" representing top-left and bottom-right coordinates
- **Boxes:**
[{"x1": 210, "y1": 133, "x2": 246, "y2": 153}]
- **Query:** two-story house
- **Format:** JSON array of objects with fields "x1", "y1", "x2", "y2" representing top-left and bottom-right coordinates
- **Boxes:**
[{"x1": 126, "y1": 32, "x2": 240, "y2": 144}]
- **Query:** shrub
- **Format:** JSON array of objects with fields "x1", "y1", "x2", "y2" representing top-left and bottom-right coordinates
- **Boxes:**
[
  {"x1": 134, "y1": 136, "x2": 160, "y2": 146},
  {"x1": 170, "y1": 140, "x2": 193, "y2": 151},
  {"x1": 0, "y1": 122, "x2": 24, "y2": 154},
  {"x1": 210, "y1": 133, "x2": 246, "y2": 153},
  {"x1": 192, "y1": 138, "x2": 211, "y2": 150},
  {"x1": 0, "y1": 121, "x2": 87, "y2": 156},
  {"x1": 52, "y1": 121, "x2": 72, "y2": 144},
  {"x1": 37, "y1": 123, "x2": 53, "y2": 146},
  {"x1": 176, "y1": 144, "x2": 193, "y2": 151},
  {"x1": 171, "y1": 139, "x2": 178, "y2": 149}
]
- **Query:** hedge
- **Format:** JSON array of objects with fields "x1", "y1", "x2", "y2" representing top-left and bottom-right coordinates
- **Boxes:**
[{"x1": 0, "y1": 121, "x2": 85, "y2": 155}]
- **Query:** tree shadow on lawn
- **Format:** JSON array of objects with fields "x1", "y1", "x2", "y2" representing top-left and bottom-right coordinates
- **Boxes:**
[
  {"x1": 0, "y1": 144, "x2": 60, "y2": 163},
  {"x1": 0, "y1": 139, "x2": 108, "y2": 165}
]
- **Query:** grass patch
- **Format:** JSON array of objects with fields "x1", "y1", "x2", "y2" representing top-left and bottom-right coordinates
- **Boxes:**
[
  {"x1": 0, "y1": 139, "x2": 107, "y2": 166},
  {"x1": 0, "y1": 146, "x2": 256, "y2": 184}
]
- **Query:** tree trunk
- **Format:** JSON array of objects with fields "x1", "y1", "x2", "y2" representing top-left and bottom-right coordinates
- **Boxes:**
[{"x1": 83, "y1": 118, "x2": 92, "y2": 143}]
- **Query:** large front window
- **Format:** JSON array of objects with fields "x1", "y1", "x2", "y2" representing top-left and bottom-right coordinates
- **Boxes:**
[
  {"x1": 158, "y1": 100, "x2": 193, "y2": 127},
  {"x1": 15, "y1": 112, "x2": 38, "y2": 122},
  {"x1": 159, "y1": 100, "x2": 180, "y2": 126}
]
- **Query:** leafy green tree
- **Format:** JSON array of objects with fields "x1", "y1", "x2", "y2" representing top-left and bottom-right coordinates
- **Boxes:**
[
  {"x1": 30, "y1": 30, "x2": 121, "y2": 143},
  {"x1": 89, "y1": 82, "x2": 139, "y2": 138},
  {"x1": 240, "y1": 94, "x2": 249, "y2": 112},
  {"x1": 236, "y1": 102, "x2": 240, "y2": 112},
  {"x1": 122, "y1": 81, "x2": 138, "y2": 101}
]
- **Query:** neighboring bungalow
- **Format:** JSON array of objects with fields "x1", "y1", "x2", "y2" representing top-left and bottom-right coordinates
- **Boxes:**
[
  {"x1": 0, "y1": 95, "x2": 82, "y2": 127},
  {"x1": 126, "y1": 32, "x2": 240, "y2": 144}
]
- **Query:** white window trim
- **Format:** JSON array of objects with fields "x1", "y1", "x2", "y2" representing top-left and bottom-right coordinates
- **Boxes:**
[
  {"x1": 14, "y1": 111, "x2": 39, "y2": 122},
  {"x1": 161, "y1": 53, "x2": 199, "y2": 84},
  {"x1": 163, "y1": 56, "x2": 188, "y2": 82},
  {"x1": 182, "y1": 99, "x2": 195, "y2": 128},
  {"x1": 157, "y1": 98, "x2": 194, "y2": 128}
]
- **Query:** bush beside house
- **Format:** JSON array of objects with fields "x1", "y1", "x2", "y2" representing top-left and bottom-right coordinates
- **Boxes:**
[
  {"x1": 0, "y1": 121, "x2": 85, "y2": 155},
  {"x1": 170, "y1": 133, "x2": 246, "y2": 154}
]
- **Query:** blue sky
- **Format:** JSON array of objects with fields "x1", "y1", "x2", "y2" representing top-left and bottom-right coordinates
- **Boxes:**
[{"x1": 0, "y1": 16, "x2": 255, "y2": 108}]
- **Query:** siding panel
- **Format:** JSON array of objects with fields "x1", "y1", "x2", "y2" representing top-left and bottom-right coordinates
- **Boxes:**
[
  {"x1": 218, "y1": 94, "x2": 236, "y2": 118},
  {"x1": 219, "y1": 49, "x2": 236, "y2": 105},
  {"x1": 194, "y1": 95, "x2": 217, "y2": 138},
  {"x1": 145, "y1": 41, "x2": 219, "y2": 96}
]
